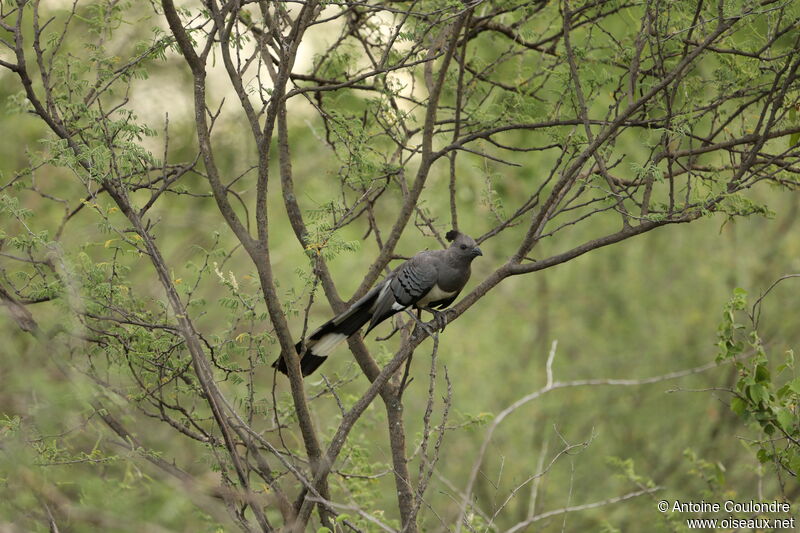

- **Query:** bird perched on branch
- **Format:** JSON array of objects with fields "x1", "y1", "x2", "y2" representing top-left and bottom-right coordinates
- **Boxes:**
[{"x1": 273, "y1": 230, "x2": 483, "y2": 376}]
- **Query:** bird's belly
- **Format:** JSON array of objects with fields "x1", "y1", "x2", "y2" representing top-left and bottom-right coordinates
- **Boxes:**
[{"x1": 417, "y1": 285, "x2": 456, "y2": 306}]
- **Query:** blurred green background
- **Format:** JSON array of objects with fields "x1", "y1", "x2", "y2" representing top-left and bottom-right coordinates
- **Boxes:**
[{"x1": 1, "y1": 1, "x2": 799, "y2": 532}]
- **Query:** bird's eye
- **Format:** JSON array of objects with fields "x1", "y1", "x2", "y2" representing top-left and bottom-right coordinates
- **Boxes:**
[{"x1": 460, "y1": 244, "x2": 467, "y2": 250}]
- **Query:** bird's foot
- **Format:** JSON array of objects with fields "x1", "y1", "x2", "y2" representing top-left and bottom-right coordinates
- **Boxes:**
[{"x1": 431, "y1": 308, "x2": 455, "y2": 332}]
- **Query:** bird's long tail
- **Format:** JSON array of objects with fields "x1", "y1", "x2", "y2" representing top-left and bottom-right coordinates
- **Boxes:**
[{"x1": 272, "y1": 285, "x2": 381, "y2": 376}]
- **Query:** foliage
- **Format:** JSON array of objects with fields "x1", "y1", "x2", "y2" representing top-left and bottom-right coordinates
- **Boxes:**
[
  {"x1": 1, "y1": 0, "x2": 799, "y2": 531},
  {"x1": 717, "y1": 281, "x2": 800, "y2": 478}
]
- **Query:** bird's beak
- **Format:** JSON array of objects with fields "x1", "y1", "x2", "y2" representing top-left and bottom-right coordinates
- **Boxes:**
[{"x1": 472, "y1": 246, "x2": 483, "y2": 257}]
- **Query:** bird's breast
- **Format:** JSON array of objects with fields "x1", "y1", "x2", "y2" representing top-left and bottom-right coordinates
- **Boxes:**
[{"x1": 417, "y1": 285, "x2": 456, "y2": 306}]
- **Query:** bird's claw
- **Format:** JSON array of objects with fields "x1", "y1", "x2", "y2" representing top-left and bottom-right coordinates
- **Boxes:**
[{"x1": 432, "y1": 308, "x2": 455, "y2": 332}]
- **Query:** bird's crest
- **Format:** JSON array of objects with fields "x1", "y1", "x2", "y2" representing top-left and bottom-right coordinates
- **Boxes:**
[{"x1": 445, "y1": 229, "x2": 460, "y2": 242}]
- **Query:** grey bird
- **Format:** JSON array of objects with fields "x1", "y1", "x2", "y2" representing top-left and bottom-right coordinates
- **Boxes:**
[{"x1": 273, "y1": 230, "x2": 483, "y2": 376}]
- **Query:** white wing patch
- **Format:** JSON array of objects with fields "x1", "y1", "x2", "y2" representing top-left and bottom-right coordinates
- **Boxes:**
[
  {"x1": 391, "y1": 301, "x2": 407, "y2": 311},
  {"x1": 375, "y1": 282, "x2": 392, "y2": 309},
  {"x1": 311, "y1": 333, "x2": 347, "y2": 357}
]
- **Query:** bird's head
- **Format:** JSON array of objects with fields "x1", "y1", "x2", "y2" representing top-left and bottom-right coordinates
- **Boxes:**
[{"x1": 445, "y1": 230, "x2": 483, "y2": 262}]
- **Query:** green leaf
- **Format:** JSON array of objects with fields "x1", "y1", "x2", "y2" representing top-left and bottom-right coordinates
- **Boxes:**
[
  {"x1": 789, "y1": 107, "x2": 800, "y2": 147},
  {"x1": 754, "y1": 363, "x2": 770, "y2": 383},
  {"x1": 747, "y1": 383, "x2": 767, "y2": 404},
  {"x1": 756, "y1": 448, "x2": 770, "y2": 464},
  {"x1": 789, "y1": 450, "x2": 800, "y2": 473},
  {"x1": 785, "y1": 349, "x2": 795, "y2": 370},
  {"x1": 776, "y1": 408, "x2": 796, "y2": 433},
  {"x1": 730, "y1": 397, "x2": 747, "y2": 416}
]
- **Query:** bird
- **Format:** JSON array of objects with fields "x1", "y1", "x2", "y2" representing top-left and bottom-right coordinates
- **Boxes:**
[{"x1": 273, "y1": 230, "x2": 483, "y2": 376}]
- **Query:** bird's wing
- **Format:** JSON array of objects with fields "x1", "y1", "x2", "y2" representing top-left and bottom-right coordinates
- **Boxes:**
[
  {"x1": 365, "y1": 253, "x2": 439, "y2": 332},
  {"x1": 391, "y1": 253, "x2": 440, "y2": 305}
]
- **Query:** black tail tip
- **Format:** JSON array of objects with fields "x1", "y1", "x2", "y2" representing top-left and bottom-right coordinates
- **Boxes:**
[{"x1": 272, "y1": 352, "x2": 328, "y2": 377}]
